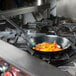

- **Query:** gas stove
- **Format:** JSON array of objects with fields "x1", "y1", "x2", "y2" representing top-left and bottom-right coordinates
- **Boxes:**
[{"x1": 0, "y1": 17, "x2": 76, "y2": 76}]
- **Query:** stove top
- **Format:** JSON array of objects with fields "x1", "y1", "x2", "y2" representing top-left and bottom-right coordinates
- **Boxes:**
[{"x1": 0, "y1": 17, "x2": 76, "y2": 76}]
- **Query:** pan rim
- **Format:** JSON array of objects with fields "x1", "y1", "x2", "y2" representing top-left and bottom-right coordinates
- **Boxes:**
[{"x1": 31, "y1": 35, "x2": 72, "y2": 53}]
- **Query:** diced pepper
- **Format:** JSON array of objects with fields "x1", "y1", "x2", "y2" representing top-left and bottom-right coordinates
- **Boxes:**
[{"x1": 32, "y1": 42, "x2": 63, "y2": 52}]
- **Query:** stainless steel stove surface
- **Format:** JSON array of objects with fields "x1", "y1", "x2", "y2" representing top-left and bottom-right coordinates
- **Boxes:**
[{"x1": 0, "y1": 18, "x2": 76, "y2": 76}]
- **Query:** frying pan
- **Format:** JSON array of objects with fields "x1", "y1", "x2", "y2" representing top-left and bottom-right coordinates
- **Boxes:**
[
  {"x1": 1, "y1": 15, "x2": 71, "y2": 54},
  {"x1": 28, "y1": 34, "x2": 71, "y2": 54}
]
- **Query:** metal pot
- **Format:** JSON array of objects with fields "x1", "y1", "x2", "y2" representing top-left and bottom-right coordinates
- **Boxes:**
[
  {"x1": 26, "y1": 0, "x2": 47, "y2": 6},
  {"x1": 34, "y1": 0, "x2": 46, "y2": 6}
]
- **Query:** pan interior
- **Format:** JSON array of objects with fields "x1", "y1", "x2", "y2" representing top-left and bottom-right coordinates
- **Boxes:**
[{"x1": 29, "y1": 35, "x2": 71, "y2": 50}]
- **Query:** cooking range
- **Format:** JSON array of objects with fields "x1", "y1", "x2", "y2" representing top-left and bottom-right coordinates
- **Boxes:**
[{"x1": 0, "y1": 17, "x2": 76, "y2": 76}]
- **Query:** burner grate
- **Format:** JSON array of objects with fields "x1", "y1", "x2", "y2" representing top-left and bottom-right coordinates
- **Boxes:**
[
  {"x1": 26, "y1": 47, "x2": 76, "y2": 66},
  {"x1": 63, "y1": 23, "x2": 76, "y2": 31}
]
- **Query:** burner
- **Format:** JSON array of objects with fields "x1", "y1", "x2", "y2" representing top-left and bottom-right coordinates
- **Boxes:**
[{"x1": 27, "y1": 47, "x2": 76, "y2": 67}]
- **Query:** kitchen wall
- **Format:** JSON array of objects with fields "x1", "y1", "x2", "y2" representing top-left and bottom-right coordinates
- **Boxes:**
[{"x1": 57, "y1": 0, "x2": 76, "y2": 20}]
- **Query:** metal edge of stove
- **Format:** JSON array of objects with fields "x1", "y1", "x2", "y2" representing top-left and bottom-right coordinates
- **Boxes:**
[
  {"x1": 0, "y1": 3, "x2": 50, "y2": 20},
  {"x1": 0, "y1": 40, "x2": 71, "y2": 76}
]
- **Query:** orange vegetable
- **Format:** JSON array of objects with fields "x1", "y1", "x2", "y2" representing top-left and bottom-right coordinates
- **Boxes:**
[
  {"x1": 3, "y1": 72, "x2": 12, "y2": 76},
  {"x1": 32, "y1": 42, "x2": 63, "y2": 52}
]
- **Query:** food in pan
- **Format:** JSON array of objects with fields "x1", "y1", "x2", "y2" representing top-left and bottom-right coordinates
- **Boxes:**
[{"x1": 32, "y1": 42, "x2": 63, "y2": 52}]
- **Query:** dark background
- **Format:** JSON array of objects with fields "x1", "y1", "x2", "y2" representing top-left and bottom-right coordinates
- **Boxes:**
[{"x1": 0, "y1": 0, "x2": 36, "y2": 10}]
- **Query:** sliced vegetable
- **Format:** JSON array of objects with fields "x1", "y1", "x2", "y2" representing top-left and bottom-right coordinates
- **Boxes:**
[{"x1": 32, "y1": 42, "x2": 63, "y2": 52}]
